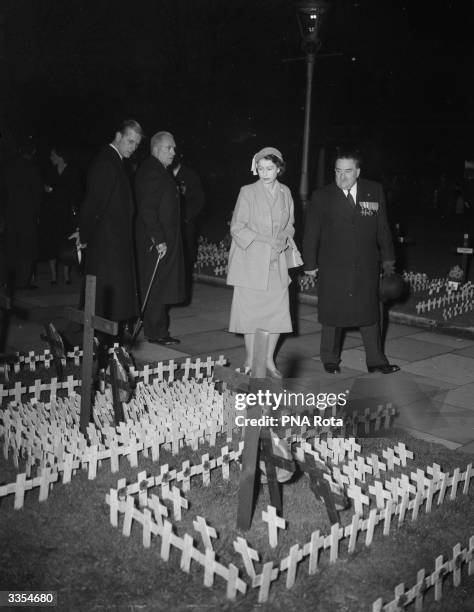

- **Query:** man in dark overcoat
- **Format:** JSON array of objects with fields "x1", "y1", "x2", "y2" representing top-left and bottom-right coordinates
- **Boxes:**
[
  {"x1": 172, "y1": 156, "x2": 205, "y2": 280},
  {"x1": 135, "y1": 131, "x2": 185, "y2": 345},
  {"x1": 302, "y1": 148, "x2": 399, "y2": 374},
  {"x1": 79, "y1": 119, "x2": 143, "y2": 334}
]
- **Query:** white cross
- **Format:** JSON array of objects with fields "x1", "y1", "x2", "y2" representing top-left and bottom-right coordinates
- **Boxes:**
[
  {"x1": 262, "y1": 505, "x2": 286, "y2": 548},
  {"x1": 193, "y1": 515, "x2": 217, "y2": 550}
]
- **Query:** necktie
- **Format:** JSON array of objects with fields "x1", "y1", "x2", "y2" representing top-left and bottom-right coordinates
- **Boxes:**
[{"x1": 346, "y1": 190, "x2": 356, "y2": 207}]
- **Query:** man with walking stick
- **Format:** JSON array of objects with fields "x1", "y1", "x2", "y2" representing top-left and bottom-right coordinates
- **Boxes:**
[{"x1": 135, "y1": 131, "x2": 185, "y2": 345}]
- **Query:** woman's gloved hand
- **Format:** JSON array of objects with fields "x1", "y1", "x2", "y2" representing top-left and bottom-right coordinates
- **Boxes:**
[{"x1": 272, "y1": 233, "x2": 288, "y2": 253}]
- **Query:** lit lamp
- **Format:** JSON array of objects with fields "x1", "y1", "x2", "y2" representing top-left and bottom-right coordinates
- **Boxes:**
[{"x1": 296, "y1": 0, "x2": 327, "y2": 209}]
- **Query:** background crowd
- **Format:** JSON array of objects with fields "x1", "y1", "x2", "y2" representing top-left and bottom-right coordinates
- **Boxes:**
[{"x1": 0, "y1": 129, "x2": 204, "y2": 303}]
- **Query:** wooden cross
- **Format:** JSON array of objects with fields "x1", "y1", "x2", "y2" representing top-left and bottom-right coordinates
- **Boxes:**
[
  {"x1": 214, "y1": 329, "x2": 345, "y2": 530},
  {"x1": 214, "y1": 329, "x2": 290, "y2": 530},
  {"x1": 262, "y1": 505, "x2": 286, "y2": 548},
  {"x1": 64, "y1": 275, "x2": 118, "y2": 434},
  {"x1": 233, "y1": 537, "x2": 259, "y2": 578},
  {"x1": 453, "y1": 233, "x2": 473, "y2": 284},
  {"x1": 193, "y1": 515, "x2": 217, "y2": 550},
  {"x1": 394, "y1": 442, "x2": 413, "y2": 467},
  {"x1": 148, "y1": 493, "x2": 168, "y2": 527},
  {"x1": 167, "y1": 485, "x2": 188, "y2": 520},
  {"x1": 369, "y1": 479, "x2": 392, "y2": 509},
  {"x1": 346, "y1": 484, "x2": 370, "y2": 516}
]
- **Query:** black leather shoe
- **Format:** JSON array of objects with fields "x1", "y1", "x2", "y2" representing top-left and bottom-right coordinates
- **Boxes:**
[
  {"x1": 323, "y1": 363, "x2": 341, "y2": 374},
  {"x1": 367, "y1": 363, "x2": 400, "y2": 374},
  {"x1": 150, "y1": 336, "x2": 180, "y2": 346}
]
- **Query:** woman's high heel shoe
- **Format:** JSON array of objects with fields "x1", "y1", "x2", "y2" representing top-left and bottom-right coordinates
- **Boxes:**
[{"x1": 266, "y1": 367, "x2": 283, "y2": 379}]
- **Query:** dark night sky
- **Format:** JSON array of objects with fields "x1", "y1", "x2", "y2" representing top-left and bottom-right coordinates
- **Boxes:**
[{"x1": 1, "y1": 0, "x2": 474, "y2": 189}]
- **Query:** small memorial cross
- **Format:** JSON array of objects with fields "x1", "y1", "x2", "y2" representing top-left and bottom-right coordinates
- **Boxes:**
[
  {"x1": 453, "y1": 233, "x2": 473, "y2": 285},
  {"x1": 214, "y1": 329, "x2": 293, "y2": 530},
  {"x1": 262, "y1": 504, "x2": 286, "y2": 548},
  {"x1": 64, "y1": 275, "x2": 118, "y2": 433},
  {"x1": 193, "y1": 515, "x2": 217, "y2": 550},
  {"x1": 233, "y1": 537, "x2": 259, "y2": 578}
]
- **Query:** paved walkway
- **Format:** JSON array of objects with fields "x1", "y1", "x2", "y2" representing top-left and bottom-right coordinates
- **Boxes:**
[{"x1": 4, "y1": 265, "x2": 474, "y2": 454}]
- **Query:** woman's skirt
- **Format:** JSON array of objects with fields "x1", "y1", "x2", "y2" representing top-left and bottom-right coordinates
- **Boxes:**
[{"x1": 229, "y1": 268, "x2": 292, "y2": 334}]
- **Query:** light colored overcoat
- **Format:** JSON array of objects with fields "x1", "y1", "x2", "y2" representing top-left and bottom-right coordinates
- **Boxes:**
[{"x1": 226, "y1": 179, "x2": 295, "y2": 290}]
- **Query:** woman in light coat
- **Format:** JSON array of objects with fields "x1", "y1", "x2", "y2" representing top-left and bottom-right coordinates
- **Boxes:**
[{"x1": 227, "y1": 147, "x2": 297, "y2": 378}]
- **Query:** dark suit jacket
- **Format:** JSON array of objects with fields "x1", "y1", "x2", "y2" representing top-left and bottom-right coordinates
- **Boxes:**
[
  {"x1": 174, "y1": 164, "x2": 205, "y2": 225},
  {"x1": 135, "y1": 157, "x2": 185, "y2": 305},
  {"x1": 79, "y1": 145, "x2": 138, "y2": 321},
  {"x1": 302, "y1": 178, "x2": 395, "y2": 327}
]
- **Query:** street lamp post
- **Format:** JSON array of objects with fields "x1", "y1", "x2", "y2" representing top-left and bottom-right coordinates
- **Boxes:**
[{"x1": 296, "y1": 1, "x2": 327, "y2": 209}]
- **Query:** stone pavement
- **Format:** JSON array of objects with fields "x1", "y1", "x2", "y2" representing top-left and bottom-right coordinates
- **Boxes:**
[{"x1": 3, "y1": 265, "x2": 474, "y2": 454}]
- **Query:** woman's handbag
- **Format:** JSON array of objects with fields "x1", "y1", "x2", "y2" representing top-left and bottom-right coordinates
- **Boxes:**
[{"x1": 285, "y1": 237, "x2": 304, "y2": 269}]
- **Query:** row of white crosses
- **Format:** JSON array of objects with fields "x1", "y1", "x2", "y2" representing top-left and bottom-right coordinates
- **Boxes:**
[
  {"x1": 404, "y1": 273, "x2": 474, "y2": 296},
  {"x1": 107, "y1": 491, "x2": 247, "y2": 600},
  {"x1": 194, "y1": 239, "x2": 228, "y2": 271},
  {"x1": 2, "y1": 380, "x2": 398, "y2": 513},
  {"x1": 1, "y1": 353, "x2": 227, "y2": 404},
  {"x1": 295, "y1": 436, "x2": 474, "y2": 519},
  {"x1": 415, "y1": 285, "x2": 474, "y2": 316},
  {"x1": 441, "y1": 301, "x2": 474, "y2": 321},
  {"x1": 0, "y1": 375, "x2": 236, "y2": 489},
  {"x1": 213, "y1": 265, "x2": 228, "y2": 276},
  {"x1": 102, "y1": 440, "x2": 474, "y2": 604},
  {"x1": 0, "y1": 375, "x2": 81, "y2": 404},
  {"x1": 372, "y1": 535, "x2": 474, "y2": 612},
  {"x1": 3, "y1": 401, "x2": 469, "y2": 606},
  {"x1": 403, "y1": 271, "x2": 431, "y2": 293},
  {"x1": 289, "y1": 403, "x2": 395, "y2": 440},
  {"x1": 1, "y1": 360, "x2": 229, "y2": 455},
  {"x1": 0, "y1": 385, "x2": 246, "y2": 506},
  {"x1": 6, "y1": 349, "x2": 56, "y2": 374}
]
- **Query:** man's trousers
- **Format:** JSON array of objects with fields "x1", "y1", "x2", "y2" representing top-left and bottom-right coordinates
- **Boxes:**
[
  {"x1": 320, "y1": 322, "x2": 387, "y2": 367},
  {"x1": 143, "y1": 303, "x2": 169, "y2": 340}
]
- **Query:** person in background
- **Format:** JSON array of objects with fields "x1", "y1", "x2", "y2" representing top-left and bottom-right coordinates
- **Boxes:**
[
  {"x1": 302, "y1": 147, "x2": 399, "y2": 375},
  {"x1": 226, "y1": 146, "x2": 296, "y2": 378},
  {"x1": 172, "y1": 154, "x2": 205, "y2": 298},
  {"x1": 42, "y1": 145, "x2": 83, "y2": 285}
]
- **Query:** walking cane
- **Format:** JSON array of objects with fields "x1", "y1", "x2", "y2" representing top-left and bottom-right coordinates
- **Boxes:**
[{"x1": 130, "y1": 250, "x2": 165, "y2": 347}]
